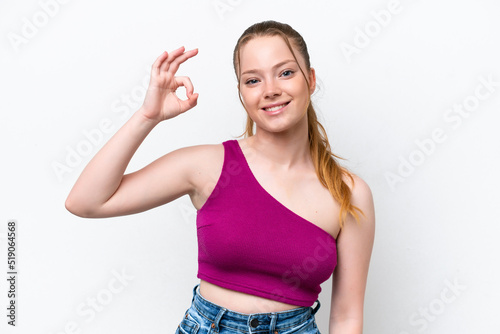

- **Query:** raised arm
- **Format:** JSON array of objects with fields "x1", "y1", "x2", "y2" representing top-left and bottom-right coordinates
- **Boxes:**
[
  {"x1": 329, "y1": 174, "x2": 375, "y2": 334},
  {"x1": 65, "y1": 47, "x2": 200, "y2": 218}
]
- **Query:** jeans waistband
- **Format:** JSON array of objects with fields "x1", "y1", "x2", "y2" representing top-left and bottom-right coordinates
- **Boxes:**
[{"x1": 190, "y1": 283, "x2": 320, "y2": 330}]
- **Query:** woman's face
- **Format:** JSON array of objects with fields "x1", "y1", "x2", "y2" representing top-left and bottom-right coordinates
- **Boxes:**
[{"x1": 238, "y1": 35, "x2": 316, "y2": 136}]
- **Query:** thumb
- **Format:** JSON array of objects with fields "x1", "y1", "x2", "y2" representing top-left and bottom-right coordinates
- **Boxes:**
[{"x1": 179, "y1": 92, "x2": 198, "y2": 111}]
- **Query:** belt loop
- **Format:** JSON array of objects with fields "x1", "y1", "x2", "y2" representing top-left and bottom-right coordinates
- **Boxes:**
[
  {"x1": 269, "y1": 313, "x2": 277, "y2": 334},
  {"x1": 192, "y1": 284, "x2": 200, "y2": 302},
  {"x1": 311, "y1": 299, "x2": 321, "y2": 315},
  {"x1": 212, "y1": 308, "x2": 226, "y2": 332}
]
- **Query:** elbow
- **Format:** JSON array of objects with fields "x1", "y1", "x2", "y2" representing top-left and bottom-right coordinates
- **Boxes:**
[{"x1": 65, "y1": 196, "x2": 95, "y2": 218}]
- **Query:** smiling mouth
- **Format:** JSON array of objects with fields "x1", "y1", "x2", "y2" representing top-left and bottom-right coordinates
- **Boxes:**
[{"x1": 262, "y1": 101, "x2": 290, "y2": 112}]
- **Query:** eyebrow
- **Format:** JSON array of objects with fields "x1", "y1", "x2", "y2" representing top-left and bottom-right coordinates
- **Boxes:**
[{"x1": 241, "y1": 59, "x2": 297, "y2": 76}]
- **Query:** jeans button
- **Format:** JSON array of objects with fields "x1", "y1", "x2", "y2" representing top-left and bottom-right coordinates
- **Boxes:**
[{"x1": 250, "y1": 318, "x2": 259, "y2": 327}]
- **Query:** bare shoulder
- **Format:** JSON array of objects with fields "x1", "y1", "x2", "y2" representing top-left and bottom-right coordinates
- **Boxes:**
[
  {"x1": 173, "y1": 142, "x2": 225, "y2": 209},
  {"x1": 342, "y1": 170, "x2": 372, "y2": 197},
  {"x1": 174, "y1": 141, "x2": 224, "y2": 162},
  {"x1": 171, "y1": 141, "x2": 224, "y2": 180},
  {"x1": 341, "y1": 170, "x2": 375, "y2": 217}
]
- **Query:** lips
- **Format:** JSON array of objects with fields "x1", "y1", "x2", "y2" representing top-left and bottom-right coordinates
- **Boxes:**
[{"x1": 262, "y1": 101, "x2": 290, "y2": 112}]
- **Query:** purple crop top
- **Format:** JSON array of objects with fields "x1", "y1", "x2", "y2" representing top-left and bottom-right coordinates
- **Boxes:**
[{"x1": 196, "y1": 139, "x2": 337, "y2": 307}]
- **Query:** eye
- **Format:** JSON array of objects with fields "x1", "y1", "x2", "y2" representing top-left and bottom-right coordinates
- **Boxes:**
[
  {"x1": 281, "y1": 69, "x2": 294, "y2": 77},
  {"x1": 245, "y1": 78, "x2": 259, "y2": 85}
]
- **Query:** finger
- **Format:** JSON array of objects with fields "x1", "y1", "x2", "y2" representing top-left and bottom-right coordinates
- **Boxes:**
[
  {"x1": 179, "y1": 93, "x2": 199, "y2": 112},
  {"x1": 159, "y1": 46, "x2": 185, "y2": 73},
  {"x1": 174, "y1": 76, "x2": 198, "y2": 112},
  {"x1": 174, "y1": 76, "x2": 194, "y2": 97},
  {"x1": 152, "y1": 51, "x2": 169, "y2": 74},
  {"x1": 167, "y1": 48, "x2": 198, "y2": 76}
]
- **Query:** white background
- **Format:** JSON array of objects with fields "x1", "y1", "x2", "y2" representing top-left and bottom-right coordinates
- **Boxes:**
[{"x1": 1, "y1": 0, "x2": 499, "y2": 333}]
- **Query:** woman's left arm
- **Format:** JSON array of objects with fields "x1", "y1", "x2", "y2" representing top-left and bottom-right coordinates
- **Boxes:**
[{"x1": 329, "y1": 174, "x2": 375, "y2": 334}]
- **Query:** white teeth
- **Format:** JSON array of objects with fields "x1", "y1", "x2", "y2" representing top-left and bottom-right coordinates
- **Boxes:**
[{"x1": 264, "y1": 103, "x2": 287, "y2": 112}]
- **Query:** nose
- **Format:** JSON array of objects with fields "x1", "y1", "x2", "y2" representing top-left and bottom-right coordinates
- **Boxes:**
[{"x1": 264, "y1": 78, "x2": 281, "y2": 98}]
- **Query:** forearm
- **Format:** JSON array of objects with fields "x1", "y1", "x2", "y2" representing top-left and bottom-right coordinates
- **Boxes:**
[
  {"x1": 65, "y1": 108, "x2": 159, "y2": 216},
  {"x1": 329, "y1": 318, "x2": 363, "y2": 334}
]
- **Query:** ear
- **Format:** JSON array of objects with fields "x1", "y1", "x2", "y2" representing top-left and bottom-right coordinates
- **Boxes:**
[{"x1": 308, "y1": 67, "x2": 316, "y2": 94}]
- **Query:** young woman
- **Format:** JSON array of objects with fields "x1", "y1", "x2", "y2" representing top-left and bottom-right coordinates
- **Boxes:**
[{"x1": 66, "y1": 20, "x2": 375, "y2": 334}]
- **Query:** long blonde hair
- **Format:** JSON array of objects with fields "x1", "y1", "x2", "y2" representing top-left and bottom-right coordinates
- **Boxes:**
[{"x1": 233, "y1": 20, "x2": 364, "y2": 228}]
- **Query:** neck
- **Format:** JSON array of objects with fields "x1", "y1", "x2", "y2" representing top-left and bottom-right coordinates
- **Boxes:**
[{"x1": 247, "y1": 119, "x2": 311, "y2": 171}]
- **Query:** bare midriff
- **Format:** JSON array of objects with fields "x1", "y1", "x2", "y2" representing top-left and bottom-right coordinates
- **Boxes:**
[{"x1": 199, "y1": 280, "x2": 304, "y2": 314}]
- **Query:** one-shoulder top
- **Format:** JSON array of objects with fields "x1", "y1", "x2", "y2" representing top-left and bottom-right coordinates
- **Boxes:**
[{"x1": 196, "y1": 139, "x2": 337, "y2": 307}]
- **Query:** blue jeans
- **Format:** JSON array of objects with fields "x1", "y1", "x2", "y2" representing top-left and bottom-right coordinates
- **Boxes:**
[{"x1": 175, "y1": 283, "x2": 321, "y2": 333}]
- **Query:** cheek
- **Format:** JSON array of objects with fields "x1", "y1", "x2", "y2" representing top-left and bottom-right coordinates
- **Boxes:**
[
  {"x1": 284, "y1": 77, "x2": 309, "y2": 94},
  {"x1": 240, "y1": 89, "x2": 261, "y2": 107}
]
